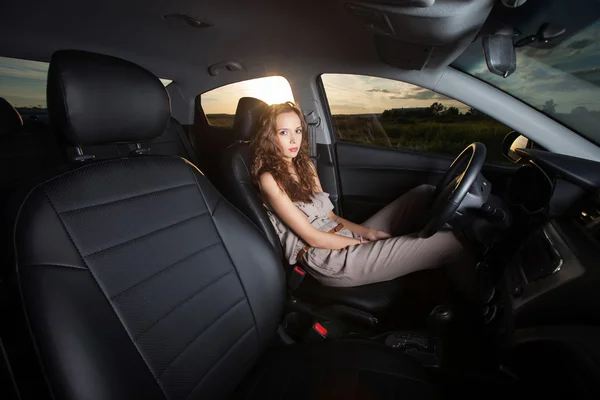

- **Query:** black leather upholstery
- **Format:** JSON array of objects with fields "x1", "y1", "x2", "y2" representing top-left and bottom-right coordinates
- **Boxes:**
[
  {"x1": 7, "y1": 50, "x2": 435, "y2": 399},
  {"x1": 72, "y1": 117, "x2": 199, "y2": 162},
  {"x1": 232, "y1": 97, "x2": 268, "y2": 142},
  {"x1": 234, "y1": 341, "x2": 438, "y2": 399},
  {"x1": 47, "y1": 50, "x2": 170, "y2": 146},
  {"x1": 220, "y1": 142, "x2": 283, "y2": 260},
  {"x1": 219, "y1": 97, "x2": 405, "y2": 314},
  {"x1": 218, "y1": 97, "x2": 284, "y2": 259},
  {"x1": 0, "y1": 97, "x2": 23, "y2": 136},
  {"x1": 15, "y1": 157, "x2": 285, "y2": 399},
  {"x1": 296, "y1": 275, "x2": 406, "y2": 313}
]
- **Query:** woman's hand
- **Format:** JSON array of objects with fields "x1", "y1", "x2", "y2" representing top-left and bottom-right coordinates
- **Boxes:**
[
  {"x1": 362, "y1": 228, "x2": 391, "y2": 242},
  {"x1": 327, "y1": 211, "x2": 390, "y2": 243}
]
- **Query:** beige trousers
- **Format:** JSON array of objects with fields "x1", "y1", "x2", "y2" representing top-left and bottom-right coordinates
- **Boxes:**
[{"x1": 313, "y1": 185, "x2": 475, "y2": 290}]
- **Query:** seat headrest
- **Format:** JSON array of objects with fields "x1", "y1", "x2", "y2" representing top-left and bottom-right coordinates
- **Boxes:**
[
  {"x1": 0, "y1": 97, "x2": 23, "y2": 136},
  {"x1": 232, "y1": 97, "x2": 268, "y2": 142},
  {"x1": 47, "y1": 50, "x2": 171, "y2": 146}
]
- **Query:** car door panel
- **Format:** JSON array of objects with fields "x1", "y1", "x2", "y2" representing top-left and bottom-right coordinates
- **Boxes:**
[
  {"x1": 336, "y1": 141, "x2": 516, "y2": 223},
  {"x1": 336, "y1": 142, "x2": 450, "y2": 222}
]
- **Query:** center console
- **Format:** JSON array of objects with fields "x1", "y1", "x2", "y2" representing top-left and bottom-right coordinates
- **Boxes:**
[{"x1": 483, "y1": 221, "x2": 588, "y2": 335}]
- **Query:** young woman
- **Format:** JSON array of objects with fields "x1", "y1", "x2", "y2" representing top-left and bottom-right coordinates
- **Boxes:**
[{"x1": 250, "y1": 102, "x2": 474, "y2": 291}]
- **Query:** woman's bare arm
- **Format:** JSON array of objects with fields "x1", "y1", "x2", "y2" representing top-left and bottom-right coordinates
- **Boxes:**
[
  {"x1": 259, "y1": 172, "x2": 360, "y2": 249},
  {"x1": 309, "y1": 163, "x2": 389, "y2": 241}
]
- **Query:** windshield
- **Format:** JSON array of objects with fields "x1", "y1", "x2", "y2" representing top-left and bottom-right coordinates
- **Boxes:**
[{"x1": 454, "y1": 15, "x2": 600, "y2": 146}]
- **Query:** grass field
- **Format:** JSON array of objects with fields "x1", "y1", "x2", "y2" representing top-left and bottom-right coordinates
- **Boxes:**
[
  {"x1": 206, "y1": 111, "x2": 514, "y2": 164},
  {"x1": 332, "y1": 114, "x2": 512, "y2": 164},
  {"x1": 206, "y1": 114, "x2": 235, "y2": 128}
]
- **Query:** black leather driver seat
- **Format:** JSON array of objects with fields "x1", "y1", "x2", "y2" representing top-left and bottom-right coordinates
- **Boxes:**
[
  {"x1": 219, "y1": 97, "x2": 406, "y2": 314},
  {"x1": 7, "y1": 50, "x2": 437, "y2": 399}
]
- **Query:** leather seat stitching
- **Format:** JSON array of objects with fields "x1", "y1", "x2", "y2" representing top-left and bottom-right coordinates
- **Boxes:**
[
  {"x1": 84, "y1": 212, "x2": 207, "y2": 258},
  {"x1": 21, "y1": 263, "x2": 87, "y2": 270},
  {"x1": 184, "y1": 325, "x2": 256, "y2": 399},
  {"x1": 110, "y1": 241, "x2": 221, "y2": 300},
  {"x1": 156, "y1": 297, "x2": 248, "y2": 377},
  {"x1": 38, "y1": 188, "x2": 170, "y2": 398},
  {"x1": 186, "y1": 164, "x2": 262, "y2": 343},
  {"x1": 59, "y1": 182, "x2": 196, "y2": 214},
  {"x1": 133, "y1": 269, "x2": 236, "y2": 341}
]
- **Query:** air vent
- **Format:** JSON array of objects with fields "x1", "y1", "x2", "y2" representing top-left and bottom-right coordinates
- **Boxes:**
[{"x1": 578, "y1": 204, "x2": 600, "y2": 226}]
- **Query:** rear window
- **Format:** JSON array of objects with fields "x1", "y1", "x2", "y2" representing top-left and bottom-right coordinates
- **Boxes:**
[
  {"x1": 200, "y1": 76, "x2": 294, "y2": 128},
  {"x1": 0, "y1": 55, "x2": 172, "y2": 123}
]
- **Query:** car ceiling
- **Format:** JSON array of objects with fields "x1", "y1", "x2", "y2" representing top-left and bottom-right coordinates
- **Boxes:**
[{"x1": 0, "y1": 0, "x2": 495, "y2": 92}]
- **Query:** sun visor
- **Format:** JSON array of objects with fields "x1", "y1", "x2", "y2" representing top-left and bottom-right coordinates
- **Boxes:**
[{"x1": 346, "y1": 0, "x2": 495, "y2": 70}]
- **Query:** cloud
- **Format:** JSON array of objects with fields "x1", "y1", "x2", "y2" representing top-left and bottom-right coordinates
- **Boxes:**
[
  {"x1": 395, "y1": 89, "x2": 449, "y2": 101},
  {"x1": 568, "y1": 39, "x2": 593, "y2": 50},
  {"x1": 329, "y1": 104, "x2": 367, "y2": 112},
  {"x1": 367, "y1": 88, "x2": 397, "y2": 94},
  {"x1": 0, "y1": 65, "x2": 47, "y2": 80},
  {"x1": 527, "y1": 68, "x2": 551, "y2": 80}
]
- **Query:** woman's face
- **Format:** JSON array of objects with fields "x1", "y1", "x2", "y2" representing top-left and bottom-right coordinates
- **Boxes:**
[{"x1": 274, "y1": 111, "x2": 303, "y2": 162}]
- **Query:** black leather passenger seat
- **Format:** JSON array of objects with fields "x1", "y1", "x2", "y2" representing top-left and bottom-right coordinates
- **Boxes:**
[{"x1": 5, "y1": 49, "x2": 438, "y2": 399}]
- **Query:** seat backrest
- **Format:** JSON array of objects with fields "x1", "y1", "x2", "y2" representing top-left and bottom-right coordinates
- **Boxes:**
[
  {"x1": 218, "y1": 97, "x2": 284, "y2": 260},
  {"x1": 10, "y1": 50, "x2": 285, "y2": 400}
]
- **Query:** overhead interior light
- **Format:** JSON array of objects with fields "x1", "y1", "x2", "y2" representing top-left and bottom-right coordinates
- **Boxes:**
[{"x1": 164, "y1": 13, "x2": 213, "y2": 30}]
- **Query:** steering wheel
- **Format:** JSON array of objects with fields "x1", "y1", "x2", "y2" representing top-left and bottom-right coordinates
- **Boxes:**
[{"x1": 418, "y1": 142, "x2": 487, "y2": 238}]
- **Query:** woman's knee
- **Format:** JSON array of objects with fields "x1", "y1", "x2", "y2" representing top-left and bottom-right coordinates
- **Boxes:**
[
  {"x1": 416, "y1": 184, "x2": 435, "y2": 193},
  {"x1": 412, "y1": 184, "x2": 435, "y2": 202}
]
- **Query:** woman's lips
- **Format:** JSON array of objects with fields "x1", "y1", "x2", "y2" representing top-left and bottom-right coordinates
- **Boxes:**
[{"x1": 289, "y1": 147, "x2": 298, "y2": 152}]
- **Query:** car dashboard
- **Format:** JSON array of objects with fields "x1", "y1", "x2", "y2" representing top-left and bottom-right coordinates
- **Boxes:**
[{"x1": 483, "y1": 148, "x2": 600, "y2": 333}]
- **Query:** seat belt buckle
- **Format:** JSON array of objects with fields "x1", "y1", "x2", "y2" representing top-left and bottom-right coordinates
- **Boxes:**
[
  {"x1": 304, "y1": 321, "x2": 328, "y2": 342},
  {"x1": 287, "y1": 266, "x2": 306, "y2": 292}
]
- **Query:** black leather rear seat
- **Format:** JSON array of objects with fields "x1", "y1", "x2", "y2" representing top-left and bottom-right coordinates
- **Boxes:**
[{"x1": 0, "y1": 97, "x2": 65, "y2": 203}]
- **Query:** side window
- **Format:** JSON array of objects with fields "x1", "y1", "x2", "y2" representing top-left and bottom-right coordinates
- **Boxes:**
[
  {"x1": 320, "y1": 73, "x2": 513, "y2": 164},
  {"x1": 0, "y1": 55, "x2": 172, "y2": 124},
  {"x1": 199, "y1": 76, "x2": 294, "y2": 128}
]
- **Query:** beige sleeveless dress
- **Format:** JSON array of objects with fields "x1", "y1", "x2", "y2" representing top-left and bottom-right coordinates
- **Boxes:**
[{"x1": 266, "y1": 186, "x2": 469, "y2": 288}]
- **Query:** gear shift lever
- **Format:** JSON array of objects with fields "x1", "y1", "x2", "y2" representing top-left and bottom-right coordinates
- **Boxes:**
[{"x1": 428, "y1": 305, "x2": 454, "y2": 362}]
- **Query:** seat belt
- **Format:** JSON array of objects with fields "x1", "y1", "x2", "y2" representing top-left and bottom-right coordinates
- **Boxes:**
[
  {"x1": 304, "y1": 111, "x2": 321, "y2": 168},
  {"x1": 171, "y1": 118, "x2": 201, "y2": 167}
]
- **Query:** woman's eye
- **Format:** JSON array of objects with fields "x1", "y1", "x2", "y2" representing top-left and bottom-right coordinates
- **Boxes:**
[
  {"x1": 279, "y1": 130, "x2": 288, "y2": 135},
  {"x1": 296, "y1": 129, "x2": 303, "y2": 134}
]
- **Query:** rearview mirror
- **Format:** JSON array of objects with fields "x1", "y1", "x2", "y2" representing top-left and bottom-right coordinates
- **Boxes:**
[
  {"x1": 482, "y1": 28, "x2": 517, "y2": 78},
  {"x1": 502, "y1": 131, "x2": 530, "y2": 162}
]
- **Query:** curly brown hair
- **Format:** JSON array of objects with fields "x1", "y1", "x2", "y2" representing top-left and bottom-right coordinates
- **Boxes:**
[{"x1": 250, "y1": 102, "x2": 318, "y2": 203}]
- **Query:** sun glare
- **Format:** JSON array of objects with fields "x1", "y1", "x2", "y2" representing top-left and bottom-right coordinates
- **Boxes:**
[
  {"x1": 201, "y1": 76, "x2": 295, "y2": 115},
  {"x1": 241, "y1": 76, "x2": 295, "y2": 105}
]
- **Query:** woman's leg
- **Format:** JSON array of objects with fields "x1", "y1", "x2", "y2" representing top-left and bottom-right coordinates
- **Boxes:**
[
  {"x1": 339, "y1": 230, "x2": 478, "y2": 301},
  {"x1": 342, "y1": 230, "x2": 466, "y2": 286},
  {"x1": 348, "y1": 184, "x2": 478, "y2": 299},
  {"x1": 362, "y1": 184, "x2": 434, "y2": 236}
]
